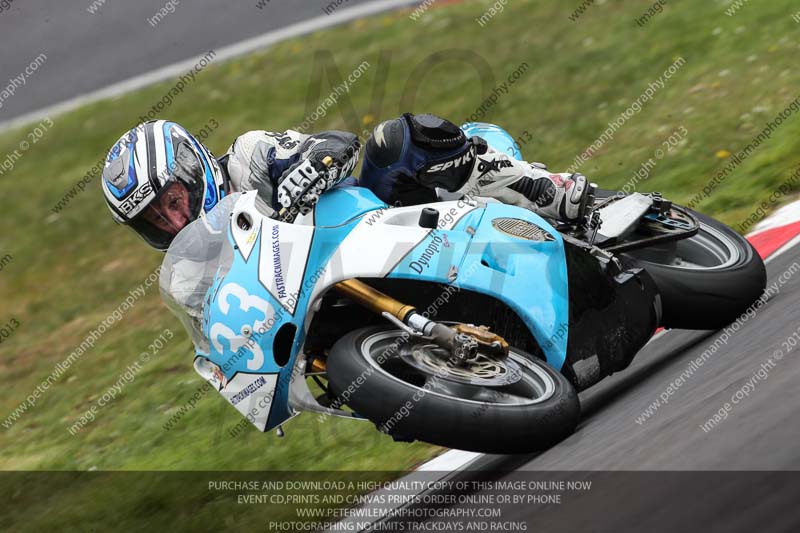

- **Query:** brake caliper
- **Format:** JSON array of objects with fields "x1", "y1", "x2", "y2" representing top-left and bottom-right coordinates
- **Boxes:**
[{"x1": 451, "y1": 323, "x2": 510, "y2": 358}]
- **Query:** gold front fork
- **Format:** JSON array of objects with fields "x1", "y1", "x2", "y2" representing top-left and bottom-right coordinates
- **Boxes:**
[
  {"x1": 333, "y1": 279, "x2": 509, "y2": 360},
  {"x1": 333, "y1": 279, "x2": 417, "y2": 322},
  {"x1": 307, "y1": 280, "x2": 411, "y2": 375}
]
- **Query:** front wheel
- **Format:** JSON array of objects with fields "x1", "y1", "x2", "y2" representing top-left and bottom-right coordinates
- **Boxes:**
[{"x1": 327, "y1": 325, "x2": 580, "y2": 454}]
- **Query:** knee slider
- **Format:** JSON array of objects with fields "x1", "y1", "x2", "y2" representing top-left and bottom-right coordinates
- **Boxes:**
[
  {"x1": 360, "y1": 113, "x2": 477, "y2": 199},
  {"x1": 404, "y1": 113, "x2": 466, "y2": 150}
]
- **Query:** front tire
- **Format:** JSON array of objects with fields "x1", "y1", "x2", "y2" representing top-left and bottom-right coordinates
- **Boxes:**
[{"x1": 327, "y1": 325, "x2": 580, "y2": 454}]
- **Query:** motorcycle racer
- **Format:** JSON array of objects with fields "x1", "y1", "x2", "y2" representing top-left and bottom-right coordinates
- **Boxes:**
[{"x1": 101, "y1": 114, "x2": 590, "y2": 251}]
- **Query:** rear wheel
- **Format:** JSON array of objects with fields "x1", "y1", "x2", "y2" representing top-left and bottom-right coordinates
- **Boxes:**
[
  {"x1": 327, "y1": 325, "x2": 580, "y2": 454},
  {"x1": 611, "y1": 199, "x2": 766, "y2": 330}
]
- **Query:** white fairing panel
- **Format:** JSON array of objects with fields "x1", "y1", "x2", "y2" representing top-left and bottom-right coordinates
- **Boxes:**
[
  {"x1": 258, "y1": 220, "x2": 314, "y2": 315},
  {"x1": 220, "y1": 373, "x2": 278, "y2": 432},
  {"x1": 193, "y1": 356, "x2": 278, "y2": 432},
  {"x1": 228, "y1": 191, "x2": 316, "y2": 314},
  {"x1": 230, "y1": 194, "x2": 262, "y2": 263},
  {"x1": 309, "y1": 201, "x2": 477, "y2": 302}
]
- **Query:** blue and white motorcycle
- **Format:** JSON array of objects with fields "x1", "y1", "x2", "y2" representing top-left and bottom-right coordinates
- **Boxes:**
[{"x1": 164, "y1": 125, "x2": 765, "y2": 454}]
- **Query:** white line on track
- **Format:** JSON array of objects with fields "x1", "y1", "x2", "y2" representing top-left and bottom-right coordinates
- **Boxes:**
[{"x1": 415, "y1": 449, "x2": 482, "y2": 471}]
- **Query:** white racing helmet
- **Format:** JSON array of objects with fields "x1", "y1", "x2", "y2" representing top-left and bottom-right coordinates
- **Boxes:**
[{"x1": 101, "y1": 120, "x2": 226, "y2": 250}]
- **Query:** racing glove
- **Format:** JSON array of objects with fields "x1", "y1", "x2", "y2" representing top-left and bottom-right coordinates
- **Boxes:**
[
  {"x1": 276, "y1": 131, "x2": 361, "y2": 219},
  {"x1": 276, "y1": 159, "x2": 331, "y2": 219},
  {"x1": 297, "y1": 130, "x2": 361, "y2": 187},
  {"x1": 224, "y1": 129, "x2": 360, "y2": 214}
]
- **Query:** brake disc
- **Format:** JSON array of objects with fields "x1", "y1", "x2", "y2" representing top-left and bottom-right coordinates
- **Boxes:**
[{"x1": 400, "y1": 344, "x2": 523, "y2": 387}]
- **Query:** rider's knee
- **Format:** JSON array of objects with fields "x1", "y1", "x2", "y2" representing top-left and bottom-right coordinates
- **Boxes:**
[{"x1": 359, "y1": 113, "x2": 477, "y2": 205}]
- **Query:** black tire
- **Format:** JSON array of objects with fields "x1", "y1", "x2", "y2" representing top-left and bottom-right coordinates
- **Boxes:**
[
  {"x1": 622, "y1": 208, "x2": 766, "y2": 330},
  {"x1": 327, "y1": 325, "x2": 580, "y2": 454}
]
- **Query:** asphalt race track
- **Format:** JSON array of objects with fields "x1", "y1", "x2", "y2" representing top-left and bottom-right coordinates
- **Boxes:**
[
  {"x1": 402, "y1": 241, "x2": 800, "y2": 531},
  {"x1": 0, "y1": 0, "x2": 384, "y2": 124}
]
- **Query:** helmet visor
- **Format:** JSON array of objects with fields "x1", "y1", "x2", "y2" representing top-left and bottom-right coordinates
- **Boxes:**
[{"x1": 128, "y1": 142, "x2": 206, "y2": 250}]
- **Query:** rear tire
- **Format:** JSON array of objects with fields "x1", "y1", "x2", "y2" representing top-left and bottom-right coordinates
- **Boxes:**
[
  {"x1": 327, "y1": 325, "x2": 580, "y2": 454},
  {"x1": 623, "y1": 208, "x2": 766, "y2": 330}
]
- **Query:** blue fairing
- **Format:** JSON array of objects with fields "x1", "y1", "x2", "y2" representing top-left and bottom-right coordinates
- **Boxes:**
[
  {"x1": 204, "y1": 186, "x2": 569, "y2": 431},
  {"x1": 387, "y1": 201, "x2": 569, "y2": 369},
  {"x1": 461, "y1": 122, "x2": 523, "y2": 160},
  {"x1": 464, "y1": 205, "x2": 569, "y2": 369},
  {"x1": 313, "y1": 186, "x2": 387, "y2": 227},
  {"x1": 316, "y1": 188, "x2": 570, "y2": 368}
]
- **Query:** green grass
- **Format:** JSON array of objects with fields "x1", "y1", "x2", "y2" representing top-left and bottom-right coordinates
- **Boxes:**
[{"x1": 1, "y1": 0, "x2": 800, "y2": 525}]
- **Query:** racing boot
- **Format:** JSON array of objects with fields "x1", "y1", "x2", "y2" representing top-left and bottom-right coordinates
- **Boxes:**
[
  {"x1": 453, "y1": 138, "x2": 590, "y2": 222},
  {"x1": 509, "y1": 169, "x2": 590, "y2": 222}
]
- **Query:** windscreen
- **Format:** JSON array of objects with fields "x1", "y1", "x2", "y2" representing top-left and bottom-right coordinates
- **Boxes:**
[{"x1": 159, "y1": 193, "x2": 241, "y2": 354}]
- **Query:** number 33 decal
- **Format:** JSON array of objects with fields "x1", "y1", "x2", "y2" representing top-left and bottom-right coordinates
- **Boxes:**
[{"x1": 210, "y1": 282, "x2": 275, "y2": 371}]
